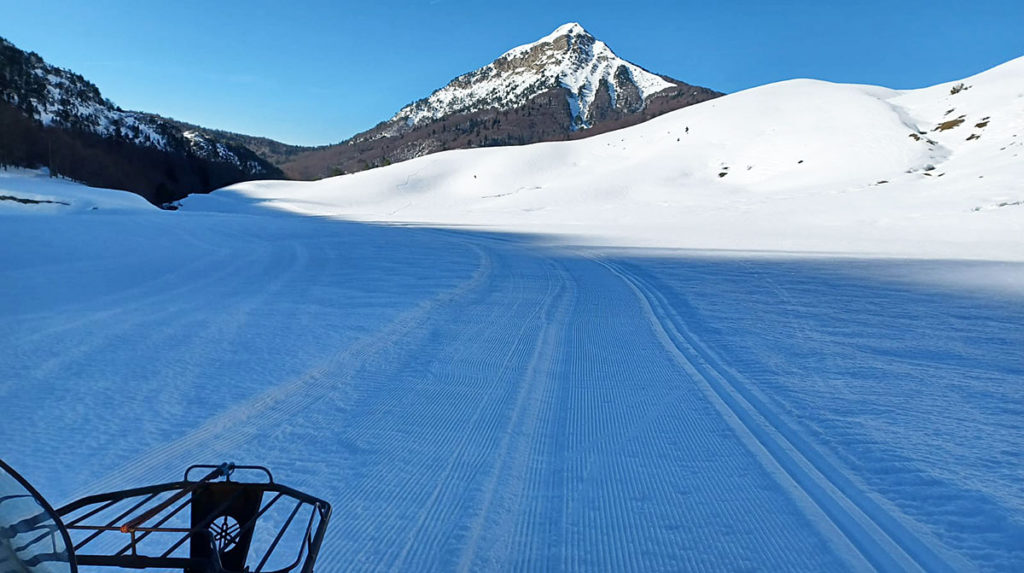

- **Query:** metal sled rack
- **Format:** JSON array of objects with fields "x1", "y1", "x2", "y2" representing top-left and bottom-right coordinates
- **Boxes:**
[{"x1": 1, "y1": 460, "x2": 331, "y2": 573}]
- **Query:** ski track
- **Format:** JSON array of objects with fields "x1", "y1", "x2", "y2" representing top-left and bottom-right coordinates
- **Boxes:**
[
  {"x1": 3, "y1": 212, "x2": 1022, "y2": 571},
  {"x1": 70, "y1": 235, "x2": 494, "y2": 499},
  {"x1": 623, "y1": 257, "x2": 1024, "y2": 571},
  {"x1": 596, "y1": 258, "x2": 962, "y2": 572}
]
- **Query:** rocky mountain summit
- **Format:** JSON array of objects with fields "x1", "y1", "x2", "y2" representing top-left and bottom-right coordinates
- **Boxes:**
[
  {"x1": 281, "y1": 23, "x2": 720, "y2": 179},
  {"x1": 391, "y1": 23, "x2": 676, "y2": 130}
]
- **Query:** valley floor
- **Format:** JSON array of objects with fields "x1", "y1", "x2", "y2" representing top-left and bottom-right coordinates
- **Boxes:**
[{"x1": 2, "y1": 205, "x2": 1022, "y2": 571}]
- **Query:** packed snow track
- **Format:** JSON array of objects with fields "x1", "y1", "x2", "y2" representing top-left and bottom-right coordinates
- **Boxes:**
[{"x1": 2, "y1": 204, "x2": 1022, "y2": 571}]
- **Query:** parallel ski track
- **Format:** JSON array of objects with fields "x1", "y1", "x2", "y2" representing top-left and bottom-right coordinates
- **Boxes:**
[
  {"x1": 453, "y1": 259, "x2": 574, "y2": 572},
  {"x1": 597, "y1": 258, "x2": 954, "y2": 573},
  {"x1": 329, "y1": 245, "x2": 573, "y2": 571},
  {"x1": 73, "y1": 235, "x2": 495, "y2": 498},
  {"x1": 21, "y1": 220, "x2": 975, "y2": 570}
]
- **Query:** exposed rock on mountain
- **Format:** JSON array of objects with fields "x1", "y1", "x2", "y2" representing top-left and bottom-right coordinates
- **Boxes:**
[{"x1": 281, "y1": 23, "x2": 721, "y2": 180}]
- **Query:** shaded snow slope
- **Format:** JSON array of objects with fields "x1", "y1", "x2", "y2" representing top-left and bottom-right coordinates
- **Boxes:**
[{"x1": 204, "y1": 55, "x2": 1024, "y2": 261}]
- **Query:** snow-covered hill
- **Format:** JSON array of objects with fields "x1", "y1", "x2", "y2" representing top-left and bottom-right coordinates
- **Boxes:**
[
  {"x1": 0, "y1": 168, "x2": 154, "y2": 213},
  {"x1": 205, "y1": 55, "x2": 1024, "y2": 261}
]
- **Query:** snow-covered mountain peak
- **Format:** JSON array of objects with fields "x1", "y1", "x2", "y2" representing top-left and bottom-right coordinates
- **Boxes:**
[
  {"x1": 390, "y1": 23, "x2": 676, "y2": 130},
  {"x1": 550, "y1": 22, "x2": 587, "y2": 37},
  {"x1": 503, "y1": 21, "x2": 593, "y2": 57}
]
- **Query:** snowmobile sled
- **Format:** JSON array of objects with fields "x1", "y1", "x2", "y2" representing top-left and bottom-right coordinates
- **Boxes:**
[{"x1": 0, "y1": 459, "x2": 331, "y2": 573}]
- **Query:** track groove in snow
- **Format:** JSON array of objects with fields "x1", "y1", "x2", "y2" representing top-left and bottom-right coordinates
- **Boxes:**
[
  {"x1": 456, "y1": 260, "x2": 573, "y2": 572},
  {"x1": 74, "y1": 238, "x2": 495, "y2": 499},
  {"x1": 597, "y1": 258, "x2": 958, "y2": 572}
]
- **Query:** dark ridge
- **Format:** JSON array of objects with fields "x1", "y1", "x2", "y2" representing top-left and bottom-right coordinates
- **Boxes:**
[
  {"x1": 281, "y1": 80, "x2": 722, "y2": 180},
  {"x1": 0, "y1": 101, "x2": 281, "y2": 205},
  {"x1": 0, "y1": 36, "x2": 281, "y2": 205}
]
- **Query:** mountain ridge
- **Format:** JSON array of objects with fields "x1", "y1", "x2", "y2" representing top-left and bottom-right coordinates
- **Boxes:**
[
  {"x1": 0, "y1": 24, "x2": 722, "y2": 197},
  {"x1": 279, "y1": 23, "x2": 721, "y2": 180},
  {"x1": 0, "y1": 36, "x2": 282, "y2": 205}
]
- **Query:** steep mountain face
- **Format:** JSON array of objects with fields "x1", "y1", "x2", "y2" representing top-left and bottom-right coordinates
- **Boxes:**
[
  {"x1": 391, "y1": 23, "x2": 676, "y2": 130},
  {"x1": 281, "y1": 23, "x2": 720, "y2": 180},
  {"x1": 0, "y1": 37, "x2": 281, "y2": 205}
]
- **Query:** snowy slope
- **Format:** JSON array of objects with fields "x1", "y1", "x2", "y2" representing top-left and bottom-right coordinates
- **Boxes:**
[
  {"x1": 0, "y1": 168, "x2": 154, "y2": 213},
  {"x1": 209, "y1": 56, "x2": 1024, "y2": 261}
]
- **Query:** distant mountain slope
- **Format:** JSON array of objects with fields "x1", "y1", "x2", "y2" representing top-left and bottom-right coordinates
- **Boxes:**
[
  {"x1": 163, "y1": 119, "x2": 311, "y2": 168},
  {"x1": 281, "y1": 23, "x2": 720, "y2": 180},
  {"x1": 0, "y1": 37, "x2": 281, "y2": 205},
  {"x1": 202, "y1": 55, "x2": 1024, "y2": 261}
]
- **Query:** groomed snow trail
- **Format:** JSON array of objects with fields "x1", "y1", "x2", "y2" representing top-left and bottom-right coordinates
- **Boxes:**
[
  {"x1": 3, "y1": 208, "x2": 1023, "y2": 571},
  {"x1": 598, "y1": 260, "x2": 951, "y2": 572}
]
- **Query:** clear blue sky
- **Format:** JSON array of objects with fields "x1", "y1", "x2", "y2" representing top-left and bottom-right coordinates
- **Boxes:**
[{"x1": 2, "y1": 0, "x2": 1021, "y2": 146}]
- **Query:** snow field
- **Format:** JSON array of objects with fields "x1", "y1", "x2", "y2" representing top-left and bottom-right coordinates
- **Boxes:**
[{"x1": 4, "y1": 194, "x2": 1023, "y2": 570}]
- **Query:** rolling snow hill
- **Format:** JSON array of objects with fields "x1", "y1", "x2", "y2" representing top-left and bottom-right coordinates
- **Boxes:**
[
  {"x1": 211, "y1": 55, "x2": 1024, "y2": 261},
  {"x1": 0, "y1": 168, "x2": 153, "y2": 212}
]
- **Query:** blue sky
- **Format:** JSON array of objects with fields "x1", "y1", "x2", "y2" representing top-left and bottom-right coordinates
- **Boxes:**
[{"x1": 2, "y1": 0, "x2": 1021, "y2": 146}]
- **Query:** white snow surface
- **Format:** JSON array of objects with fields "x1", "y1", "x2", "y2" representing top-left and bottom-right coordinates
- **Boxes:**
[
  {"x1": 3, "y1": 171, "x2": 1024, "y2": 570},
  {"x1": 217, "y1": 55, "x2": 1024, "y2": 263},
  {"x1": 3, "y1": 57, "x2": 1024, "y2": 572},
  {"x1": 0, "y1": 168, "x2": 152, "y2": 213},
  {"x1": 391, "y1": 22, "x2": 674, "y2": 129}
]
